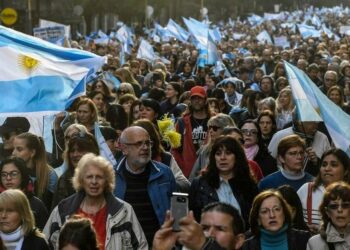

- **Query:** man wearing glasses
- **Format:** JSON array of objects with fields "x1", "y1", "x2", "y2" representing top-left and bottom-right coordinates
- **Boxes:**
[
  {"x1": 114, "y1": 126, "x2": 176, "y2": 247},
  {"x1": 259, "y1": 134, "x2": 314, "y2": 192},
  {"x1": 0, "y1": 117, "x2": 30, "y2": 161}
]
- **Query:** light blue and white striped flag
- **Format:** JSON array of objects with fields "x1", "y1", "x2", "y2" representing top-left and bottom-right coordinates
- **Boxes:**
[
  {"x1": 284, "y1": 61, "x2": 350, "y2": 156},
  {"x1": 0, "y1": 25, "x2": 105, "y2": 117},
  {"x1": 94, "y1": 123, "x2": 117, "y2": 166}
]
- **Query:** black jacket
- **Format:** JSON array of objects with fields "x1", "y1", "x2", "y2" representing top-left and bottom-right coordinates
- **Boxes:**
[
  {"x1": 22, "y1": 230, "x2": 49, "y2": 250},
  {"x1": 242, "y1": 228, "x2": 311, "y2": 250},
  {"x1": 189, "y1": 176, "x2": 258, "y2": 226}
]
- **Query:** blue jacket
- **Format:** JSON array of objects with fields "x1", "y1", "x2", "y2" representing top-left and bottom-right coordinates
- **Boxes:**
[{"x1": 114, "y1": 157, "x2": 176, "y2": 225}]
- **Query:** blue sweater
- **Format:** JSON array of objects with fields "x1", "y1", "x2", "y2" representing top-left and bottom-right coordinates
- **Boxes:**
[
  {"x1": 260, "y1": 224, "x2": 288, "y2": 250},
  {"x1": 258, "y1": 170, "x2": 313, "y2": 191}
]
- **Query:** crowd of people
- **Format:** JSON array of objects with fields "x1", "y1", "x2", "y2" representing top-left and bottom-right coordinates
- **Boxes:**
[{"x1": 1, "y1": 4, "x2": 350, "y2": 250}]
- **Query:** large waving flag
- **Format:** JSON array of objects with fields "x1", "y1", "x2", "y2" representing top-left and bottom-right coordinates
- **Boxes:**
[
  {"x1": 284, "y1": 61, "x2": 350, "y2": 156},
  {"x1": 0, "y1": 25, "x2": 105, "y2": 116},
  {"x1": 166, "y1": 19, "x2": 189, "y2": 43},
  {"x1": 136, "y1": 39, "x2": 156, "y2": 62}
]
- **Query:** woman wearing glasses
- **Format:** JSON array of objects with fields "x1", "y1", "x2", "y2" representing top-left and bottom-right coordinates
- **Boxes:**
[
  {"x1": 45, "y1": 153, "x2": 148, "y2": 250},
  {"x1": 240, "y1": 119, "x2": 277, "y2": 176},
  {"x1": 0, "y1": 157, "x2": 48, "y2": 230},
  {"x1": 243, "y1": 190, "x2": 311, "y2": 250},
  {"x1": 189, "y1": 135, "x2": 258, "y2": 226},
  {"x1": 298, "y1": 149, "x2": 350, "y2": 234},
  {"x1": 307, "y1": 182, "x2": 350, "y2": 250}
]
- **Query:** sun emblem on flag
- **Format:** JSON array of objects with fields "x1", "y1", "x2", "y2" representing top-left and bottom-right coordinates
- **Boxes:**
[{"x1": 18, "y1": 54, "x2": 40, "y2": 73}]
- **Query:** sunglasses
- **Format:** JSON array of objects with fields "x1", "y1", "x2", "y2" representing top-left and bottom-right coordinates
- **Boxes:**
[
  {"x1": 241, "y1": 129, "x2": 258, "y2": 136},
  {"x1": 327, "y1": 202, "x2": 350, "y2": 210},
  {"x1": 208, "y1": 125, "x2": 221, "y2": 132}
]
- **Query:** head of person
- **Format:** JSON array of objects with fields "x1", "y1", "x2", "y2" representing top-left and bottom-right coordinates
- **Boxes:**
[
  {"x1": 319, "y1": 181, "x2": 350, "y2": 234},
  {"x1": 222, "y1": 81, "x2": 236, "y2": 96},
  {"x1": 189, "y1": 86, "x2": 208, "y2": 113},
  {"x1": 64, "y1": 132, "x2": 99, "y2": 170},
  {"x1": 207, "y1": 114, "x2": 235, "y2": 142},
  {"x1": 0, "y1": 157, "x2": 30, "y2": 192},
  {"x1": 12, "y1": 132, "x2": 45, "y2": 168},
  {"x1": 249, "y1": 190, "x2": 293, "y2": 236},
  {"x1": 114, "y1": 67, "x2": 137, "y2": 84},
  {"x1": 277, "y1": 135, "x2": 306, "y2": 173},
  {"x1": 275, "y1": 77, "x2": 289, "y2": 93},
  {"x1": 88, "y1": 90, "x2": 108, "y2": 113},
  {"x1": 277, "y1": 185, "x2": 308, "y2": 231},
  {"x1": 139, "y1": 98, "x2": 160, "y2": 122},
  {"x1": 240, "y1": 120, "x2": 260, "y2": 148},
  {"x1": 129, "y1": 99, "x2": 141, "y2": 125},
  {"x1": 90, "y1": 80, "x2": 112, "y2": 98},
  {"x1": 63, "y1": 124, "x2": 89, "y2": 144},
  {"x1": 246, "y1": 91, "x2": 266, "y2": 117},
  {"x1": 119, "y1": 126, "x2": 152, "y2": 170},
  {"x1": 99, "y1": 126, "x2": 118, "y2": 155},
  {"x1": 273, "y1": 62, "x2": 286, "y2": 78},
  {"x1": 257, "y1": 110, "x2": 277, "y2": 138},
  {"x1": 72, "y1": 153, "x2": 115, "y2": 197},
  {"x1": 205, "y1": 136, "x2": 250, "y2": 187},
  {"x1": 151, "y1": 71, "x2": 165, "y2": 89},
  {"x1": 257, "y1": 97, "x2": 276, "y2": 116},
  {"x1": 314, "y1": 148, "x2": 350, "y2": 188},
  {"x1": 0, "y1": 189, "x2": 36, "y2": 235},
  {"x1": 76, "y1": 98, "x2": 99, "y2": 127},
  {"x1": 276, "y1": 87, "x2": 294, "y2": 111},
  {"x1": 259, "y1": 76, "x2": 275, "y2": 95},
  {"x1": 58, "y1": 216, "x2": 98, "y2": 250},
  {"x1": 118, "y1": 94, "x2": 137, "y2": 115},
  {"x1": 253, "y1": 68, "x2": 265, "y2": 83},
  {"x1": 327, "y1": 85, "x2": 344, "y2": 107},
  {"x1": 117, "y1": 82, "x2": 136, "y2": 98},
  {"x1": 0, "y1": 117, "x2": 30, "y2": 151},
  {"x1": 262, "y1": 49, "x2": 273, "y2": 62},
  {"x1": 132, "y1": 119, "x2": 163, "y2": 159},
  {"x1": 323, "y1": 70, "x2": 338, "y2": 90},
  {"x1": 207, "y1": 98, "x2": 220, "y2": 114},
  {"x1": 222, "y1": 127, "x2": 245, "y2": 146},
  {"x1": 200, "y1": 202, "x2": 245, "y2": 250},
  {"x1": 165, "y1": 82, "x2": 183, "y2": 101},
  {"x1": 307, "y1": 63, "x2": 320, "y2": 80}
]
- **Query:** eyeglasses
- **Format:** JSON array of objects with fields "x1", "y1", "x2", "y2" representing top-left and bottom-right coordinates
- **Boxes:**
[
  {"x1": 241, "y1": 129, "x2": 258, "y2": 136},
  {"x1": 286, "y1": 151, "x2": 305, "y2": 157},
  {"x1": 259, "y1": 206, "x2": 282, "y2": 216},
  {"x1": 1, "y1": 171, "x2": 20, "y2": 179},
  {"x1": 123, "y1": 140, "x2": 153, "y2": 149},
  {"x1": 327, "y1": 202, "x2": 350, "y2": 210},
  {"x1": 208, "y1": 125, "x2": 221, "y2": 132}
]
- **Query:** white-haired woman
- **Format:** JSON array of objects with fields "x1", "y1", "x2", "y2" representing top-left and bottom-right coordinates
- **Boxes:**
[{"x1": 44, "y1": 153, "x2": 147, "y2": 250}]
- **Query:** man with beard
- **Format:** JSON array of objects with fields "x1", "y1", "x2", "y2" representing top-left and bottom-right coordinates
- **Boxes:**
[
  {"x1": 114, "y1": 126, "x2": 176, "y2": 246},
  {"x1": 172, "y1": 86, "x2": 212, "y2": 177}
]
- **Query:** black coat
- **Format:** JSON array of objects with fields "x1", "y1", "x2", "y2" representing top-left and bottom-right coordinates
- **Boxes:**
[
  {"x1": 22, "y1": 230, "x2": 49, "y2": 250},
  {"x1": 242, "y1": 228, "x2": 311, "y2": 250},
  {"x1": 189, "y1": 176, "x2": 258, "y2": 226}
]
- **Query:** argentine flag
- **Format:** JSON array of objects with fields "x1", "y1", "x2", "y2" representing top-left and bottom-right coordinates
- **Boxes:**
[{"x1": 0, "y1": 25, "x2": 105, "y2": 117}]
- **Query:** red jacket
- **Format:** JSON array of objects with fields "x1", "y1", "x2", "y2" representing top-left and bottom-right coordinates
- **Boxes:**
[{"x1": 171, "y1": 114, "x2": 199, "y2": 177}]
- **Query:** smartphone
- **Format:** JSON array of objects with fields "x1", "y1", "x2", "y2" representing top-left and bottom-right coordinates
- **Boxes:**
[{"x1": 170, "y1": 192, "x2": 189, "y2": 231}]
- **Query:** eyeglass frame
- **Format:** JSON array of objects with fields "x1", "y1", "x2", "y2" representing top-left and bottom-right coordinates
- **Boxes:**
[
  {"x1": 122, "y1": 139, "x2": 154, "y2": 149},
  {"x1": 1, "y1": 170, "x2": 20, "y2": 179},
  {"x1": 208, "y1": 125, "x2": 222, "y2": 132},
  {"x1": 241, "y1": 129, "x2": 258, "y2": 136},
  {"x1": 326, "y1": 201, "x2": 350, "y2": 210}
]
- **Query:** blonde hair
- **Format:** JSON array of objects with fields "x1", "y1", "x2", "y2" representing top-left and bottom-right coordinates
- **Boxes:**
[
  {"x1": 72, "y1": 153, "x2": 115, "y2": 193},
  {"x1": 0, "y1": 189, "x2": 43, "y2": 237}
]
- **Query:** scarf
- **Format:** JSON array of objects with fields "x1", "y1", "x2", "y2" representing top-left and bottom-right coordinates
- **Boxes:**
[
  {"x1": 0, "y1": 226, "x2": 24, "y2": 250},
  {"x1": 244, "y1": 144, "x2": 259, "y2": 160}
]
